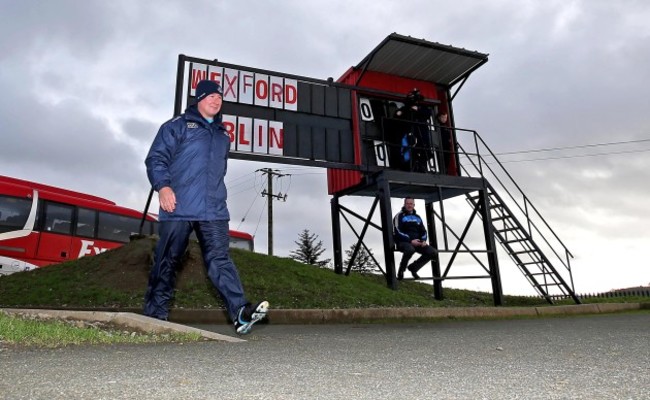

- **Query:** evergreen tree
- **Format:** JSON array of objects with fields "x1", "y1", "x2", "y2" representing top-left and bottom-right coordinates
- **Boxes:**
[
  {"x1": 289, "y1": 229, "x2": 331, "y2": 267},
  {"x1": 344, "y1": 243, "x2": 378, "y2": 274}
]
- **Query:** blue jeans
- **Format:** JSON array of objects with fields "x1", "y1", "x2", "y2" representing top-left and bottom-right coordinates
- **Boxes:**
[{"x1": 144, "y1": 220, "x2": 248, "y2": 321}]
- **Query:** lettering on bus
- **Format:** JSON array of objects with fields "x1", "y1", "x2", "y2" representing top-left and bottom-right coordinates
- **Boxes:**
[{"x1": 78, "y1": 240, "x2": 109, "y2": 258}]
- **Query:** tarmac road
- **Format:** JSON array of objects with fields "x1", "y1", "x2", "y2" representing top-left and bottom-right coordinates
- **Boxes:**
[{"x1": 1, "y1": 312, "x2": 648, "y2": 399}]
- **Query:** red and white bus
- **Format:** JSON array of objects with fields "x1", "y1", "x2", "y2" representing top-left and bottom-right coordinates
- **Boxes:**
[{"x1": 0, "y1": 175, "x2": 254, "y2": 275}]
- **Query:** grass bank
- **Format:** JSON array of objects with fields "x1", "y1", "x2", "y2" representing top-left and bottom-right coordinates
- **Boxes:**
[
  {"x1": 0, "y1": 237, "x2": 548, "y2": 310},
  {"x1": 1, "y1": 237, "x2": 645, "y2": 346},
  {"x1": 0, "y1": 237, "x2": 645, "y2": 311}
]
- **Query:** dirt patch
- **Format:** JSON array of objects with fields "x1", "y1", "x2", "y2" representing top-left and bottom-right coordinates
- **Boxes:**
[{"x1": 75, "y1": 236, "x2": 213, "y2": 292}]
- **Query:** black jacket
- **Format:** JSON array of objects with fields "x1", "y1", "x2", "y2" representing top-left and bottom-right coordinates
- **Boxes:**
[{"x1": 393, "y1": 207, "x2": 427, "y2": 243}]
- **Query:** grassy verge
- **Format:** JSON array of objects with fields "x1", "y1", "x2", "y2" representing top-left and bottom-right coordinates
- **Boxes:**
[
  {"x1": 0, "y1": 238, "x2": 646, "y2": 347},
  {"x1": 0, "y1": 237, "x2": 549, "y2": 309},
  {"x1": 0, "y1": 237, "x2": 645, "y2": 310},
  {"x1": 0, "y1": 311, "x2": 201, "y2": 348}
]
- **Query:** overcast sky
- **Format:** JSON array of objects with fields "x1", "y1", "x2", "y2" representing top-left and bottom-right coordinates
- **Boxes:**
[{"x1": 1, "y1": 0, "x2": 648, "y2": 296}]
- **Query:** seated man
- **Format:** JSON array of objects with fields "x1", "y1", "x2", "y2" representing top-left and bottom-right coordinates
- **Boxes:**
[{"x1": 393, "y1": 197, "x2": 436, "y2": 280}]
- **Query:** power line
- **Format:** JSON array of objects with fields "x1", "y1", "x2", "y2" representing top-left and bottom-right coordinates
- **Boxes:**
[
  {"x1": 285, "y1": 174, "x2": 293, "y2": 195},
  {"x1": 226, "y1": 170, "x2": 258, "y2": 184},
  {"x1": 252, "y1": 197, "x2": 268, "y2": 238},
  {"x1": 489, "y1": 138, "x2": 650, "y2": 157},
  {"x1": 493, "y1": 147, "x2": 650, "y2": 164},
  {"x1": 230, "y1": 172, "x2": 268, "y2": 231},
  {"x1": 236, "y1": 192, "x2": 261, "y2": 231},
  {"x1": 229, "y1": 181, "x2": 259, "y2": 197}
]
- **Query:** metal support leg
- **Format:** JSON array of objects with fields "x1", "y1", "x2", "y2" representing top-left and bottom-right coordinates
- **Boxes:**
[
  {"x1": 478, "y1": 188, "x2": 503, "y2": 306},
  {"x1": 425, "y1": 201, "x2": 443, "y2": 300},
  {"x1": 331, "y1": 195, "x2": 343, "y2": 275},
  {"x1": 139, "y1": 188, "x2": 155, "y2": 235},
  {"x1": 377, "y1": 177, "x2": 397, "y2": 289}
]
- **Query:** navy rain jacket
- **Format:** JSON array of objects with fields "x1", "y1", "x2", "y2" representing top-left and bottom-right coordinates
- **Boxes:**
[
  {"x1": 145, "y1": 104, "x2": 231, "y2": 221},
  {"x1": 393, "y1": 207, "x2": 428, "y2": 243}
]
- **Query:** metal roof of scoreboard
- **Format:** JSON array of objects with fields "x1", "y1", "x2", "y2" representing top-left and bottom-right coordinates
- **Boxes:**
[{"x1": 354, "y1": 33, "x2": 489, "y2": 88}]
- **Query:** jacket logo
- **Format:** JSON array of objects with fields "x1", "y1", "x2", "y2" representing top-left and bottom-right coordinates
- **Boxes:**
[
  {"x1": 402, "y1": 215, "x2": 421, "y2": 223},
  {"x1": 186, "y1": 122, "x2": 199, "y2": 128}
]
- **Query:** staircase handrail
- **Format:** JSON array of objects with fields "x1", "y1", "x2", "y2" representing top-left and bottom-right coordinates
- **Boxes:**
[{"x1": 452, "y1": 127, "x2": 575, "y2": 269}]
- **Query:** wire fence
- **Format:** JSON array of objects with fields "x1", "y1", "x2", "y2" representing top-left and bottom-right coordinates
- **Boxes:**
[{"x1": 539, "y1": 289, "x2": 650, "y2": 301}]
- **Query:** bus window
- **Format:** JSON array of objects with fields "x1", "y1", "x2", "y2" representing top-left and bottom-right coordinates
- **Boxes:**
[
  {"x1": 98, "y1": 212, "x2": 140, "y2": 243},
  {"x1": 76, "y1": 208, "x2": 97, "y2": 238},
  {"x1": 0, "y1": 195, "x2": 32, "y2": 233},
  {"x1": 43, "y1": 202, "x2": 74, "y2": 235}
]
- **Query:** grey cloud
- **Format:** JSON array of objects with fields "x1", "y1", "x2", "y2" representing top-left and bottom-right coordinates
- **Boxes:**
[
  {"x1": 121, "y1": 117, "x2": 160, "y2": 144},
  {"x1": 0, "y1": 1, "x2": 114, "y2": 59}
]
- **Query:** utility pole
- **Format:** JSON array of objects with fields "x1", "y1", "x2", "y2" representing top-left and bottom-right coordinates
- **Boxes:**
[{"x1": 258, "y1": 168, "x2": 288, "y2": 256}]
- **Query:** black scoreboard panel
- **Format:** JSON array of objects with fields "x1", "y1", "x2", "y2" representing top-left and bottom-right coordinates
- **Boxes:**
[
  {"x1": 296, "y1": 83, "x2": 351, "y2": 119},
  {"x1": 179, "y1": 57, "x2": 359, "y2": 168},
  {"x1": 220, "y1": 84, "x2": 354, "y2": 163}
]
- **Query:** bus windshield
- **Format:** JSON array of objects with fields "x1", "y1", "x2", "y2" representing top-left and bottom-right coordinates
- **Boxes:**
[{"x1": 0, "y1": 195, "x2": 32, "y2": 233}]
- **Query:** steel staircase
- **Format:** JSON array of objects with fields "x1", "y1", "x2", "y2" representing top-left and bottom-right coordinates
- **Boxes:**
[
  {"x1": 454, "y1": 127, "x2": 581, "y2": 304},
  {"x1": 466, "y1": 184, "x2": 581, "y2": 304}
]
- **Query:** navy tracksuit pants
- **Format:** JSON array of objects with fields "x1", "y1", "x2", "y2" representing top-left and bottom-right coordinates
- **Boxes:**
[
  {"x1": 143, "y1": 220, "x2": 248, "y2": 321},
  {"x1": 396, "y1": 241, "x2": 436, "y2": 274}
]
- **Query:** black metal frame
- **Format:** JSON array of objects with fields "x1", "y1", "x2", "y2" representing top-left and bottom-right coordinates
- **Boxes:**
[
  {"x1": 329, "y1": 120, "x2": 581, "y2": 305},
  {"x1": 330, "y1": 169, "x2": 505, "y2": 306}
]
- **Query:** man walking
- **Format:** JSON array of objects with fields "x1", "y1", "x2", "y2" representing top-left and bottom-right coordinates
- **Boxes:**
[{"x1": 144, "y1": 79, "x2": 268, "y2": 334}]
